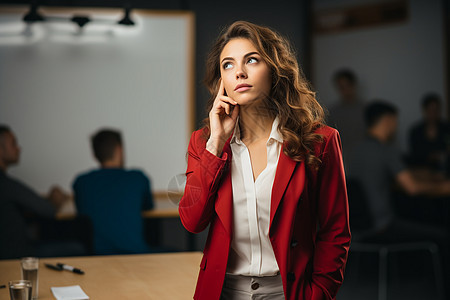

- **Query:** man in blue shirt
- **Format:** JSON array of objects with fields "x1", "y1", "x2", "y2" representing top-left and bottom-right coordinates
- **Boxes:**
[{"x1": 73, "y1": 129, "x2": 154, "y2": 255}]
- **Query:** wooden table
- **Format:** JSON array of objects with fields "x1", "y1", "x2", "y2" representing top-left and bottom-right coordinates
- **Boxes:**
[{"x1": 0, "y1": 252, "x2": 201, "y2": 299}]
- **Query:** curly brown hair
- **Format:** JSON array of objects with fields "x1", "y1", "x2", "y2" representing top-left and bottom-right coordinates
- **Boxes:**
[{"x1": 203, "y1": 21, "x2": 325, "y2": 168}]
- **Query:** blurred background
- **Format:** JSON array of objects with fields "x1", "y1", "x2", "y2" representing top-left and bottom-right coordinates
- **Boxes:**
[{"x1": 0, "y1": 0, "x2": 449, "y2": 299}]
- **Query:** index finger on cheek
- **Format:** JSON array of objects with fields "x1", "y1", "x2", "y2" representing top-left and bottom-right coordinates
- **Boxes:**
[{"x1": 218, "y1": 79, "x2": 224, "y2": 95}]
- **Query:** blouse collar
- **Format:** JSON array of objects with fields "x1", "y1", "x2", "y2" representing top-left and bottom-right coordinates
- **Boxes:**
[{"x1": 231, "y1": 116, "x2": 283, "y2": 145}]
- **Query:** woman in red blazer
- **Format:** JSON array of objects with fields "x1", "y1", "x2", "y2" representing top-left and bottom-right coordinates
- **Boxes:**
[{"x1": 179, "y1": 21, "x2": 350, "y2": 300}]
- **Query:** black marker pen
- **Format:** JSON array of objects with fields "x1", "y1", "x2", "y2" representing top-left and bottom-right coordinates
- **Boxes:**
[{"x1": 56, "y1": 263, "x2": 85, "y2": 275}]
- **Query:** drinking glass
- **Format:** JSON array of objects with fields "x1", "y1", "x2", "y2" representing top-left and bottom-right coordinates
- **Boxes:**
[
  {"x1": 9, "y1": 280, "x2": 32, "y2": 300},
  {"x1": 21, "y1": 257, "x2": 39, "y2": 300}
]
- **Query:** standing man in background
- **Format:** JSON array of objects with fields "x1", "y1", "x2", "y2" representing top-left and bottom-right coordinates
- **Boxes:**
[
  {"x1": 328, "y1": 69, "x2": 366, "y2": 165},
  {"x1": 0, "y1": 125, "x2": 71, "y2": 259},
  {"x1": 73, "y1": 129, "x2": 154, "y2": 255}
]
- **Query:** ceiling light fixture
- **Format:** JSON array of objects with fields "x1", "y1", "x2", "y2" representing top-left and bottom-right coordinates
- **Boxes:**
[
  {"x1": 23, "y1": 3, "x2": 45, "y2": 23},
  {"x1": 118, "y1": 6, "x2": 135, "y2": 26}
]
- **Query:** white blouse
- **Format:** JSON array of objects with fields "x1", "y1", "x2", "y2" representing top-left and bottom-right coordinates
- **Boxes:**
[{"x1": 226, "y1": 117, "x2": 283, "y2": 276}]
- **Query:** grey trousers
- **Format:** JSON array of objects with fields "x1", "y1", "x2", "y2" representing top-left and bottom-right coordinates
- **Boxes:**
[{"x1": 220, "y1": 274, "x2": 285, "y2": 300}]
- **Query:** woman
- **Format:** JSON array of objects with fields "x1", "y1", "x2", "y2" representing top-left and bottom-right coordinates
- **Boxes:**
[{"x1": 179, "y1": 21, "x2": 350, "y2": 300}]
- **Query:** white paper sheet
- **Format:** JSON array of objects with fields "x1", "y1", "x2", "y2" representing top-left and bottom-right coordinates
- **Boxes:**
[{"x1": 51, "y1": 285, "x2": 89, "y2": 300}]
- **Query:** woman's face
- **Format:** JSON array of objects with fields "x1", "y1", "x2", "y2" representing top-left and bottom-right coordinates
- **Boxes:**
[{"x1": 219, "y1": 38, "x2": 272, "y2": 106}]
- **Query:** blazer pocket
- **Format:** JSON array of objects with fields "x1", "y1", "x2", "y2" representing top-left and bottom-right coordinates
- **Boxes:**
[{"x1": 200, "y1": 255, "x2": 207, "y2": 270}]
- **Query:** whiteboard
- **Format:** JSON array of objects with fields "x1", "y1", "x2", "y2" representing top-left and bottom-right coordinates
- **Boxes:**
[{"x1": 0, "y1": 7, "x2": 195, "y2": 194}]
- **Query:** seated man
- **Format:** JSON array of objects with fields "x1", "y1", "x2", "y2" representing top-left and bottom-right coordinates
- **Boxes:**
[
  {"x1": 73, "y1": 129, "x2": 154, "y2": 255},
  {"x1": 408, "y1": 93, "x2": 450, "y2": 171},
  {"x1": 347, "y1": 101, "x2": 450, "y2": 241},
  {"x1": 0, "y1": 125, "x2": 69, "y2": 259}
]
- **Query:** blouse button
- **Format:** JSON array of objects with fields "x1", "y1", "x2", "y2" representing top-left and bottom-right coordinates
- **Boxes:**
[{"x1": 251, "y1": 282, "x2": 259, "y2": 290}]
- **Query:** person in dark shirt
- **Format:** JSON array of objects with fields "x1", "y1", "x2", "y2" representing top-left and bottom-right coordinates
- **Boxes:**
[
  {"x1": 348, "y1": 102, "x2": 450, "y2": 298},
  {"x1": 0, "y1": 125, "x2": 68, "y2": 259},
  {"x1": 408, "y1": 93, "x2": 450, "y2": 171},
  {"x1": 72, "y1": 129, "x2": 154, "y2": 255},
  {"x1": 328, "y1": 69, "x2": 365, "y2": 166},
  {"x1": 348, "y1": 102, "x2": 450, "y2": 237}
]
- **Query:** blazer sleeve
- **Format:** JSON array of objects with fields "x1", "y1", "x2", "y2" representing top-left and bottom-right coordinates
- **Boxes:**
[
  {"x1": 179, "y1": 130, "x2": 229, "y2": 233},
  {"x1": 311, "y1": 129, "x2": 351, "y2": 300}
]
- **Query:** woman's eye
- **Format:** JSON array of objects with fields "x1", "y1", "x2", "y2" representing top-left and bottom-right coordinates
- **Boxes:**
[
  {"x1": 223, "y1": 62, "x2": 233, "y2": 70},
  {"x1": 248, "y1": 57, "x2": 258, "y2": 64}
]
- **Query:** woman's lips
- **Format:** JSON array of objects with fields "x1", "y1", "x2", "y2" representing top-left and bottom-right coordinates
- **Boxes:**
[{"x1": 234, "y1": 84, "x2": 252, "y2": 92}]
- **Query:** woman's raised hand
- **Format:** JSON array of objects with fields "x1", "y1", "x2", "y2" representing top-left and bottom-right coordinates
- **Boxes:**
[{"x1": 206, "y1": 79, "x2": 240, "y2": 156}]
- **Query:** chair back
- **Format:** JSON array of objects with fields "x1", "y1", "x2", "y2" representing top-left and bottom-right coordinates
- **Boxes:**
[{"x1": 346, "y1": 177, "x2": 373, "y2": 233}]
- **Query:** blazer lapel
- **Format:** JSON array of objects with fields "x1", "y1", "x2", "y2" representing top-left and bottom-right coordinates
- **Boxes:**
[
  {"x1": 215, "y1": 141, "x2": 233, "y2": 236},
  {"x1": 270, "y1": 144, "x2": 300, "y2": 227}
]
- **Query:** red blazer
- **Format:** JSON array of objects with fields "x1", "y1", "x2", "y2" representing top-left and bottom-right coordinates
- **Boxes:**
[{"x1": 179, "y1": 125, "x2": 351, "y2": 300}]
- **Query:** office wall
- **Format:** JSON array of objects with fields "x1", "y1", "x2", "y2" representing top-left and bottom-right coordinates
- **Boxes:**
[
  {"x1": 0, "y1": 8, "x2": 194, "y2": 193},
  {"x1": 312, "y1": 0, "x2": 445, "y2": 151}
]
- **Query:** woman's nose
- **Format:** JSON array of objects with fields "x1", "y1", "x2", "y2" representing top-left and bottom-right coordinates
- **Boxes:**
[{"x1": 235, "y1": 66, "x2": 248, "y2": 79}]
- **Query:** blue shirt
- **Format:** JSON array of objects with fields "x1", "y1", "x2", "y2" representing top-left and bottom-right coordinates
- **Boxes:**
[{"x1": 73, "y1": 168, "x2": 154, "y2": 255}]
